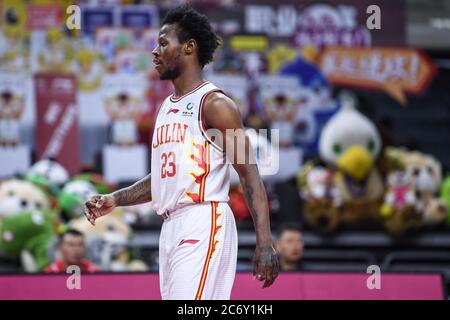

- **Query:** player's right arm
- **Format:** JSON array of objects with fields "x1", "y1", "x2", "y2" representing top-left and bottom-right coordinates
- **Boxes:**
[{"x1": 84, "y1": 173, "x2": 152, "y2": 225}]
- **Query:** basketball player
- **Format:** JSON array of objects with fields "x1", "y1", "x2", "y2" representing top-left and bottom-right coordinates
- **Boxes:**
[{"x1": 84, "y1": 5, "x2": 279, "y2": 300}]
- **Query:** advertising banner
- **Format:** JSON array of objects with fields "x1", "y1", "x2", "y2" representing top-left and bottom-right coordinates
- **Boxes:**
[
  {"x1": 319, "y1": 47, "x2": 438, "y2": 104},
  {"x1": 34, "y1": 73, "x2": 79, "y2": 175},
  {"x1": 26, "y1": 5, "x2": 62, "y2": 30},
  {"x1": 0, "y1": 272, "x2": 443, "y2": 300}
]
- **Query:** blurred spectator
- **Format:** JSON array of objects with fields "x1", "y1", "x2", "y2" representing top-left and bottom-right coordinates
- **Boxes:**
[
  {"x1": 264, "y1": 94, "x2": 297, "y2": 148},
  {"x1": 44, "y1": 229, "x2": 99, "y2": 273},
  {"x1": 275, "y1": 224, "x2": 304, "y2": 272}
]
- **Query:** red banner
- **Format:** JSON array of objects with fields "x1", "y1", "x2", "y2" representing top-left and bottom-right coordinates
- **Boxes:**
[
  {"x1": 26, "y1": 5, "x2": 62, "y2": 30},
  {"x1": 34, "y1": 73, "x2": 79, "y2": 175}
]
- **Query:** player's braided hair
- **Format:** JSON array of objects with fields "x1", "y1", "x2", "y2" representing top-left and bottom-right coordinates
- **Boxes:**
[{"x1": 161, "y1": 4, "x2": 221, "y2": 68}]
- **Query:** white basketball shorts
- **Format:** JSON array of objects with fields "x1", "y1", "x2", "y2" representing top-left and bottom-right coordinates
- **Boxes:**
[{"x1": 159, "y1": 201, "x2": 238, "y2": 300}]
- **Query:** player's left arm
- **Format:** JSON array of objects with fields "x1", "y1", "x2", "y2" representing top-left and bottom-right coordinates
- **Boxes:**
[{"x1": 203, "y1": 92, "x2": 279, "y2": 288}]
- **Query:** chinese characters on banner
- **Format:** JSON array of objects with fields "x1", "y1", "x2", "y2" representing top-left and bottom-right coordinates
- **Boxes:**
[
  {"x1": 319, "y1": 47, "x2": 437, "y2": 105},
  {"x1": 245, "y1": 4, "x2": 371, "y2": 48}
]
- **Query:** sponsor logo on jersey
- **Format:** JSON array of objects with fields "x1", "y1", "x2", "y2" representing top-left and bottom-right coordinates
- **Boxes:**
[
  {"x1": 178, "y1": 239, "x2": 200, "y2": 246},
  {"x1": 183, "y1": 102, "x2": 194, "y2": 116}
]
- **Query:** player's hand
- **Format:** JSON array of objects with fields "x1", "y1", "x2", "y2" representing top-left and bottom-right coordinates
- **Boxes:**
[
  {"x1": 253, "y1": 244, "x2": 279, "y2": 288},
  {"x1": 84, "y1": 194, "x2": 117, "y2": 226}
]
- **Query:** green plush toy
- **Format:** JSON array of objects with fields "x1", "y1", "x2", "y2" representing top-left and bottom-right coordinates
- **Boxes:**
[
  {"x1": 24, "y1": 174, "x2": 59, "y2": 197},
  {"x1": 57, "y1": 192, "x2": 83, "y2": 220},
  {"x1": 23, "y1": 174, "x2": 60, "y2": 211},
  {"x1": 57, "y1": 173, "x2": 115, "y2": 221},
  {"x1": 57, "y1": 180, "x2": 97, "y2": 221},
  {"x1": 0, "y1": 210, "x2": 60, "y2": 272},
  {"x1": 440, "y1": 176, "x2": 450, "y2": 224}
]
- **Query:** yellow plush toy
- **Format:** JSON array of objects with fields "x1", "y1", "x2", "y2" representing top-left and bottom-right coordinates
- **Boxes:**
[
  {"x1": 38, "y1": 28, "x2": 73, "y2": 73},
  {"x1": 71, "y1": 48, "x2": 104, "y2": 92},
  {"x1": 318, "y1": 96, "x2": 384, "y2": 225}
]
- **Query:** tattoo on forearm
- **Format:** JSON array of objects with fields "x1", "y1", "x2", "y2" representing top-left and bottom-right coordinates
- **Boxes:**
[
  {"x1": 240, "y1": 165, "x2": 273, "y2": 245},
  {"x1": 242, "y1": 166, "x2": 267, "y2": 223},
  {"x1": 113, "y1": 174, "x2": 152, "y2": 206}
]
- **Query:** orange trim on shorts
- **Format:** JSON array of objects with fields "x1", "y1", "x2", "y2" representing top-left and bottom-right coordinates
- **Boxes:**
[{"x1": 195, "y1": 201, "x2": 218, "y2": 300}]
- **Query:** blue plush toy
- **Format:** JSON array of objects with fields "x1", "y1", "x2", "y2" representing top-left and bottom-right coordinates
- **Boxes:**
[{"x1": 279, "y1": 57, "x2": 340, "y2": 156}]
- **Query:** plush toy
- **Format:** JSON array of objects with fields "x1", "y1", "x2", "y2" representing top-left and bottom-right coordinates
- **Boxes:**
[
  {"x1": 379, "y1": 148, "x2": 447, "y2": 234},
  {"x1": 380, "y1": 170, "x2": 421, "y2": 235},
  {"x1": 0, "y1": 209, "x2": 60, "y2": 272},
  {"x1": 0, "y1": 30, "x2": 29, "y2": 72},
  {"x1": 58, "y1": 180, "x2": 97, "y2": 221},
  {"x1": 381, "y1": 202, "x2": 422, "y2": 236},
  {"x1": 299, "y1": 163, "x2": 337, "y2": 200},
  {"x1": 0, "y1": 179, "x2": 50, "y2": 220},
  {"x1": 298, "y1": 163, "x2": 341, "y2": 233},
  {"x1": 70, "y1": 47, "x2": 103, "y2": 92},
  {"x1": 382, "y1": 170, "x2": 416, "y2": 213},
  {"x1": 395, "y1": 148, "x2": 447, "y2": 226},
  {"x1": 27, "y1": 159, "x2": 69, "y2": 188},
  {"x1": 304, "y1": 98, "x2": 384, "y2": 232},
  {"x1": 411, "y1": 153, "x2": 445, "y2": 226},
  {"x1": 25, "y1": 159, "x2": 69, "y2": 212},
  {"x1": 279, "y1": 57, "x2": 339, "y2": 156},
  {"x1": 37, "y1": 28, "x2": 73, "y2": 73},
  {"x1": 69, "y1": 213, "x2": 148, "y2": 271}
]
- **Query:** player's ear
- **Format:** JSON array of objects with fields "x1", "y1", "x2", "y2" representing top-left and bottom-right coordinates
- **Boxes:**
[{"x1": 184, "y1": 39, "x2": 197, "y2": 55}]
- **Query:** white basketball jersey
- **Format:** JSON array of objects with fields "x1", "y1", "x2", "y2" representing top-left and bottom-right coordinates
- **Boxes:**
[{"x1": 151, "y1": 81, "x2": 231, "y2": 215}]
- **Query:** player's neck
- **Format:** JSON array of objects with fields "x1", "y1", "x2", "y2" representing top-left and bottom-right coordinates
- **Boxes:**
[{"x1": 172, "y1": 69, "x2": 204, "y2": 98}]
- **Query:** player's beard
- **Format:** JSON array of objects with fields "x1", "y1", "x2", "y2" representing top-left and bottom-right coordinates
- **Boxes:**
[
  {"x1": 160, "y1": 51, "x2": 182, "y2": 80},
  {"x1": 160, "y1": 65, "x2": 181, "y2": 80}
]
